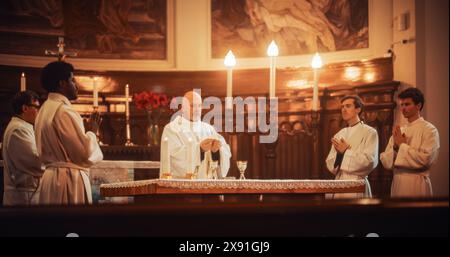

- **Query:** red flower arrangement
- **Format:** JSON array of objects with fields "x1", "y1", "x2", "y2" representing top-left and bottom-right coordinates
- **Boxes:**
[
  {"x1": 133, "y1": 91, "x2": 170, "y2": 111},
  {"x1": 133, "y1": 91, "x2": 171, "y2": 146}
]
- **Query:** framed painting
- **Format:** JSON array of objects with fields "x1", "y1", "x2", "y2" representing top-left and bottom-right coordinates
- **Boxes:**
[
  {"x1": 211, "y1": 0, "x2": 369, "y2": 58},
  {"x1": 0, "y1": 0, "x2": 174, "y2": 70}
]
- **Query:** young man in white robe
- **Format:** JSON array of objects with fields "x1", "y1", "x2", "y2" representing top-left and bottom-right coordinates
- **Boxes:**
[
  {"x1": 326, "y1": 95, "x2": 379, "y2": 198},
  {"x1": 159, "y1": 91, "x2": 231, "y2": 179},
  {"x1": 380, "y1": 87, "x2": 440, "y2": 197},
  {"x1": 2, "y1": 91, "x2": 44, "y2": 205},
  {"x1": 35, "y1": 61, "x2": 103, "y2": 204}
]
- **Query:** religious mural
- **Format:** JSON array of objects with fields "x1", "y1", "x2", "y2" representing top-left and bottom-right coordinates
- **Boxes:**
[
  {"x1": 211, "y1": 0, "x2": 369, "y2": 58},
  {"x1": 0, "y1": 0, "x2": 167, "y2": 59}
]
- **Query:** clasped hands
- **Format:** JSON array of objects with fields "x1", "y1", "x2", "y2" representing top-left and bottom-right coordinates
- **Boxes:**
[
  {"x1": 393, "y1": 125, "x2": 407, "y2": 149},
  {"x1": 332, "y1": 138, "x2": 351, "y2": 154},
  {"x1": 85, "y1": 111, "x2": 101, "y2": 134},
  {"x1": 200, "y1": 138, "x2": 221, "y2": 153}
]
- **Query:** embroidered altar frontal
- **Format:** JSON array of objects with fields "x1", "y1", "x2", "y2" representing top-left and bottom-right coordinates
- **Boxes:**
[{"x1": 100, "y1": 179, "x2": 366, "y2": 197}]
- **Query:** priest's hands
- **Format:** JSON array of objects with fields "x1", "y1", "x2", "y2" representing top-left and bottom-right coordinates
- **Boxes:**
[
  {"x1": 393, "y1": 126, "x2": 407, "y2": 149},
  {"x1": 211, "y1": 140, "x2": 221, "y2": 153},
  {"x1": 200, "y1": 138, "x2": 221, "y2": 152},
  {"x1": 332, "y1": 138, "x2": 351, "y2": 154},
  {"x1": 200, "y1": 138, "x2": 214, "y2": 152},
  {"x1": 85, "y1": 111, "x2": 101, "y2": 134}
]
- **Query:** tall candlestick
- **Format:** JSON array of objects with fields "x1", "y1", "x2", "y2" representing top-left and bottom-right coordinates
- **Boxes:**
[
  {"x1": 93, "y1": 77, "x2": 98, "y2": 107},
  {"x1": 312, "y1": 69, "x2": 319, "y2": 111},
  {"x1": 126, "y1": 123, "x2": 131, "y2": 142},
  {"x1": 124, "y1": 84, "x2": 133, "y2": 146},
  {"x1": 125, "y1": 84, "x2": 130, "y2": 118},
  {"x1": 224, "y1": 50, "x2": 236, "y2": 110},
  {"x1": 267, "y1": 41, "x2": 279, "y2": 98},
  {"x1": 187, "y1": 137, "x2": 193, "y2": 173},
  {"x1": 20, "y1": 72, "x2": 26, "y2": 92},
  {"x1": 226, "y1": 68, "x2": 233, "y2": 109},
  {"x1": 269, "y1": 56, "x2": 276, "y2": 98},
  {"x1": 161, "y1": 137, "x2": 171, "y2": 178},
  {"x1": 311, "y1": 53, "x2": 323, "y2": 111}
]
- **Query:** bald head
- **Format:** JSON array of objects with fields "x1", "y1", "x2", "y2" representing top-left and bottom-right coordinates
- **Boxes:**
[
  {"x1": 184, "y1": 91, "x2": 202, "y2": 104},
  {"x1": 182, "y1": 90, "x2": 203, "y2": 121}
]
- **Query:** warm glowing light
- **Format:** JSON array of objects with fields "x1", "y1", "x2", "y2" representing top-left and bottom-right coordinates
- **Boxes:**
[
  {"x1": 287, "y1": 79, "x2": 309, "y2": 89},
  {"x1": 311, "y1": 53, "x2": 323, "y2": 69},
  {"x1": 224, "y1": 50, "x2": 236, "y2": 67},
  {"x1": 364, "y1": 72, "x2": 376, "y2": 82},
  {"x1": 267, "y1": 40, "x2": 279, "y2": 57},
  {"x1": 345, "y1": 67, "x2": 361, "y2": 81}
]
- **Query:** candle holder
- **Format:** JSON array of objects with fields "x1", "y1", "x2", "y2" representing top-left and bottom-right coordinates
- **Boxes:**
[
  {"x1": 125, "y1": 121, "x2": 134, "y2": 146},
  {"x1": 92, "y1": 106, "x2": 104, "y2": 145},
  {"x1": 310, "y1": 110, "x2": 321, "y2": 179}
]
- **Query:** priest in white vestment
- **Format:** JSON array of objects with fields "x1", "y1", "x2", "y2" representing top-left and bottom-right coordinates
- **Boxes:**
[
  {"x1": 35, "y1": 61, "x2": 103, "y2": 204},
  {"x1": 2, "y1": 91, "x2": 44, "y2": 205},
  {"x1": 326, "y1": 95, "x2": 378, "y2": 198},
  {"x1": 159, "y1": 91, "x2": 231, "y2": 179},
  {"x1": 380, "y1": 88, "x2": 439, "y2": 197}
]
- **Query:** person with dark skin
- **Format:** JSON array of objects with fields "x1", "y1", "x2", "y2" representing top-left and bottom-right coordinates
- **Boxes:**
[{"x1": 34, "y1": 61, "x2": 103, "y2": 204}]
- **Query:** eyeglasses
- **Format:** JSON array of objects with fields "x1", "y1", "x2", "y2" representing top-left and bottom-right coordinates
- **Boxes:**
[{"x1": 26, "y1": 104, "x2": 40, "y2": 110}]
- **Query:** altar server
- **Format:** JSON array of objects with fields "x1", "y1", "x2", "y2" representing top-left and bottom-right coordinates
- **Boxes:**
[
  {"x1": 326, "y1": 95, "x2": 379, "y2": 198},
  {"x1": 160, "y1": 91, "x2": 231, "y2": 179},
  {"x1": 380, "y1": 87, "x2": 439, "y2": 197},
  {"x1": 35, "y1": 61, "x2": 103, "y2": 204},
  {"x1": 2, "y1": 91, "x2": 43, "y2": 205}
]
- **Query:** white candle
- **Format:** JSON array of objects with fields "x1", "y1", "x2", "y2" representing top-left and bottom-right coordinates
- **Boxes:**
[
  {"x1": 126, "y1": 123, "x2": 131, "y2": 141},
  {"x1": 187, "y1": 137, "x2": 193, "y2": 172},
  {"x1": 161, "y1": 137, "x2": 170, "y2": 174},
  {"x1": 224, "y1": 50, "x2": 236, "y2": 109},
  {"x1": 267, "y1": 41, "x2": 279, "y2": 98},
  {"x1": 125, "y1": 84, "x2": 130, "y2": 118},
  {"x1": 93, "y1": 77, "x2": 98, "y2": 107},
  {"x1": 311, "y1": 53, "x2": 323, "y2": 111},
  {"x1": 269, "y1": 56, "x2": 276, "y2": 98},
  {"x1": 20, "y1": 72, "x2": 26, "y2": 92},
  {"x1": 312, "y1": 69, "x2": 319, "y2": 111},
  {"x1": 226, "y1": 68, "x2": 232, "y2": 109}
]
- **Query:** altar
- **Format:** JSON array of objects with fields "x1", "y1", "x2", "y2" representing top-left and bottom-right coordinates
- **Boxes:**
[
  {"x1": 90, "y1": 160, "x2": 159, "y2": 204},
  {"x1": 100, "y1": 178, "x2": 366, "y2": 203}
]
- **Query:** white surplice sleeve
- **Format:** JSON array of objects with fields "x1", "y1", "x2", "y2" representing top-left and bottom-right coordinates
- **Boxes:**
[
  {"x1": 216, "y1": 132, "x2": 231, "y2": 177},
  {"x1": 380, "y1": 136, "x2": 396, "y2": 170},
  {"x1": 8, "y1": 128, "x2": 43, "y2": 178},
  {"x1": 325, "y1": 130, "x2": 343, "y2": 175},
  {"x1": 394, "y1": 126, "x2": 440, "y2": 169},
  {"x1": 340, "y1": 129, "x2": 379, "y2": 176},
  {"x1": 53, "y1": 106, "x2": 103, "y2": 167}
]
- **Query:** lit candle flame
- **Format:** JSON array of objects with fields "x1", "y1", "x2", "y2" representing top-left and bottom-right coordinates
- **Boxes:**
[
  {"x1": 267, "y1": 40, "x2": 279, "y2": 57},
  {"x1": 224, "y1": 50, "x2": 236, "y2": 67},
  {"x1": 311, "y1": 53, "x2": 323, "y2": 69}
]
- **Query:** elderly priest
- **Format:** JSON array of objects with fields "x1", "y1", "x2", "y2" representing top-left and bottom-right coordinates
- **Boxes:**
[{"x1": 159, "y1": 91, "x2": 231, "y2": 179}]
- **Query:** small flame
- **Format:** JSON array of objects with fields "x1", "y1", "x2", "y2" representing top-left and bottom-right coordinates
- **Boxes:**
[
  {"x1": 267, "y1": 40, "x2": 279, "y2": 57},
  {"x1": 224, "y1": 50, "x2": 236, "y2": 67},
  {"x1": 311, "y1": 53, "x2": 323, "y2": 69}
]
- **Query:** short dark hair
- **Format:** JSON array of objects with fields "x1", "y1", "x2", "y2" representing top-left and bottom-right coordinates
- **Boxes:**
[
  {"x1": 11, "y1": 90, "x2": 40, "y2": 115},
  {"x1": 341, "y1": 95, "x2": 364, "y2": 115},
  {"x1": 398, "y1": 87, "x2": 425, "y2": 110},
  {"x1": 40, "y1": 61, "x2": 74, "y2": 92}
]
